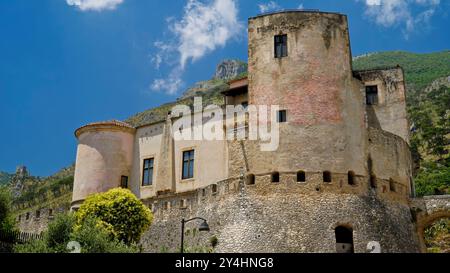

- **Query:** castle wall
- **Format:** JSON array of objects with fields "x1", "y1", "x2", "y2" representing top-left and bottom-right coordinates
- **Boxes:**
[
  {"x1": 246, "y1": 11, "x2": 368, "y2": 178},
  {"x1": 368, "y1": 127, "x2": 413, "y2": 197},
  {"x1": 131, "y1": 111, "x2": 228, "y2": 199},
  {"x1": 131, "y1": 123, "x2": 164, "y2": 199},
  {"x1": 140, "y1": 177, "x2": 421, "y2": 253},
  {"x1": 355, "y1": 68, "x2": 410, "y2": 143},
  {"x1": 72, "y1": 129, "x2": 134, "y2": 205}
]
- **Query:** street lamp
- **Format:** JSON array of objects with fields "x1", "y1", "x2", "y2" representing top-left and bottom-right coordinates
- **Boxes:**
[{"x1": 180, "y1": 217, "x2": 210, "y2": 253}]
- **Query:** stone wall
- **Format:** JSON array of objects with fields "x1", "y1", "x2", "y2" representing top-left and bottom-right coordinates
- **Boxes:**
[
  {"x1": 16, "y1": 206, "x2": 69, "y2": 234},
  {"x1": 140, "y1": 175, "x2": 421, "y2": 253}
]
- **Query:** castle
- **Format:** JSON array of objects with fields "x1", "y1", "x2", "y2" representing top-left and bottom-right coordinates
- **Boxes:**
[{"x1": 70, "y1": 11, "x2": 449, "y2": 253}]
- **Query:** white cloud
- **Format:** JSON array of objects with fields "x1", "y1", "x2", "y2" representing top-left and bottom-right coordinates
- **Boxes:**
[
  {"x1": 358, "y1": 0, "x2": 441, "y2": 38},
  {"x1": 258, "y1": 1, "x2": 282, "y2": 13},
  {"x1": 66, "y1": 0, "x2": 123, "y2": 11},
  {"x1": 150, "y1": 0, "x2": 242, "y2": 95},
  {"x1": 298, "y1": 3, "x2": 304, "y2": 9}
]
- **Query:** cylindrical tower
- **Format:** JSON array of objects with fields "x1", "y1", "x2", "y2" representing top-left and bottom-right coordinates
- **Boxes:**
[
  {"x1": 71, "y1": 120, "x2": 135, "y2": 209},
  {"x1": 246, "y1": 11, "x2": 367, "y2": 176}
]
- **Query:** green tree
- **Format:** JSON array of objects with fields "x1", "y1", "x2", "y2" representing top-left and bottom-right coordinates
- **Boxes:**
[
  {"x1": 75, "y1": 188, "x2": 153, "y2": 244},
  {"x1": 0, "y1": 186, "x2": 16, "y2": 233}
]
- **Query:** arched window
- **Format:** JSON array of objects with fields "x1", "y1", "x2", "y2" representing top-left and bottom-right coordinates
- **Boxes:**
[
  {"x1": 247, "y1": 174, "x2": 255, "y2": 185},
  {"x1": 370, "y1": 175, "x2": 377, "y2": 188},
  {"x1": 271, "y1": 172, "x2": 280, "y2": 183},
  {"x1": 348, "y1": 171, "x2": 355, "y2": 185},
  {"x1": 335, "y1": 226, "x2": 354, "y2": 253},
  {"x1": 323, "y1": 171, "x2": 332, "y2": 183},
  {"x1": 297, "y1": 171, "x2": 306, "y2": 183}
]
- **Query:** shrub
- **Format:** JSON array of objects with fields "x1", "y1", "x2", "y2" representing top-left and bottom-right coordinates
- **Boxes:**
[
  {"x1": 75, "y1": 188, "x2": 153, "y2": 244},
  {"x1": 0, "y1": 186, "x2": 15, "y2": 233}
]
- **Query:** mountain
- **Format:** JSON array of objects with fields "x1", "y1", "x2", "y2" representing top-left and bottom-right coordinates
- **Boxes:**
[
  {"x1": 126, "y1": 59, "x2": 247, "y2": 127},
  {"x1": 0, "y1": 171, "x2": 13, "y2": 186}
]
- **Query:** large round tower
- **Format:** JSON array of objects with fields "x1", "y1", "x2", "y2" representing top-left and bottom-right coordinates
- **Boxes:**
[{"x1": 71, "y1": 120, "x2": 135, "y2": 209}]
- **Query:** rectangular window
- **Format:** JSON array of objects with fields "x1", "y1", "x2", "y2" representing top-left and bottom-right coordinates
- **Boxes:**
[
  {"x1": 366, "y1": 85, "x2": 378, "y2": 105},
  {"x1": 120, "y1": 176, "x2": 128, "y2": 188},
  {"x1": 142, "y1": 158, "x2": 154, "y2": 186},
  {"x1": 182, "y1": 150, "x2": 195, "y2": 180},
  {"x1": 277, "y1": 110, "x2": 287, "y2": 123},
  {"x1": 274, "y1": 34, "x2": 288, "y2": 58}
]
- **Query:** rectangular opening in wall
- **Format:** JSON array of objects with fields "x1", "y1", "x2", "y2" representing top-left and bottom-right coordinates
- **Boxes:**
[
  {"x1": 120, "y1": 176, "x2": 128, "y2": 189},
  {"x1": 182, "y1": 150, "x2": 195, "y2": 180},
  {"x1": 274, "y1": 34, "x2": 288, "y2": 58},
  {"x1": 365, "y1": 85, "x2": 378, "y2": 105},
  {"x1": 277, "y1": 110, "x2": 287, "y2": 123},
  {"x1": 142, "y1": 158, "x2": 154, "y2": 186}
]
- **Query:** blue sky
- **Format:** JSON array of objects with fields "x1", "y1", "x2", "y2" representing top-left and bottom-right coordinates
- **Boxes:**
[{"x1": 0, "y1": 0, "x2": 449, "y2": 176}]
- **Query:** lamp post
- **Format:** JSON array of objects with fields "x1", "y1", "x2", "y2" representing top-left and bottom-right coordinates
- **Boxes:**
[{"x1": 180, "y1": 217, "x2": 210, "y2": 253}]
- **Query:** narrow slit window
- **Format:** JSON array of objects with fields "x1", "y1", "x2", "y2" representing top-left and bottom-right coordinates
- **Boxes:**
[
  {"x1": 271, "y1": 172, "x2": 280, "y2": 183},
  {"x1": 182, "y1": 150, "x2": 195, "y2": 179},
  {"x1": 370, "y1": 175, "x2": 377, "y2": 188},
  {"x1": 323, "y1": 171, "x2": 332, "y2": 183},
  {"x1": 366, "y1": 85, "x2": 378, "y2": 105},
  {"x1": 274, "y1": 34, "x2": 288, "y2": 58},
  {"x1": 142, "y1": 158, "x2": 154, "y2": 186},
  {"x1": 247, "y1": 174, "x2": 255, "y2": 185},
  {"x1": 297, "y1": 171, "x2": 306, "y2": 182},
  {"x1": 348, "y1": 171, "x2": 355, "y2": 185}
]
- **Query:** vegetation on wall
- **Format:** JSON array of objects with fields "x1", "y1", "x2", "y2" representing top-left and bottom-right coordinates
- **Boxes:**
[
  {"x1": 424, "y1": 218, "x2": 450, "y2": 253},
  {"x1": 14, "y1": 213, "x2": 138, "y2": 253},
  {"x1": 0, "y1": 186, "x2": 15, "y2": 233}
]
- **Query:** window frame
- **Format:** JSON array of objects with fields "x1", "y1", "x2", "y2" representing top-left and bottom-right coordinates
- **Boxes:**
[
  {"x1": 277, "y1": 110, "x2": 287, "y2": 123},
  {"x1": 120, "y1": 175, "x2": 129, "y2": 189},
  {"x1": 365, "y1": 85, "x2": 379, "y2": 105},
  {"x1": 142, "y1": 158, "x2": 154, "y2": 186},
  {"x1": 182, "y1": 150, "x2": 195, "y2": 180},
  {"x1": 274, "y1": 34, "x2": 288, "y2": 58}
]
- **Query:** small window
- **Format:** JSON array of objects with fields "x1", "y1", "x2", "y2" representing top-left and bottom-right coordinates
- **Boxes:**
[
  {"x1": 182, "y1": 150, "x2": 195, "y2": 180},
  {"x1": 48, "y1": 209, "x2": 53, "y2": 217},
  {"x1": 142, "y1": 158, "x2": 154, "y2": 186},
  {"x1": 18, "y1": 215, "x2": 21, "y2": 221},
  {"x1": 212, "y1": 184, "x2": 218, "y2": 194},
  {"x1": 297, "y1": 171, "x2": 306, "y2": 183},
  {"x1": 389, "y1": 179, "x2": 396, "y2": 192},
  {"x1": 348, "y1": 171, "x2": 355, "y2": 186},
  {"x1": 36, "y1": 210, "x2": 40, "y2": 219},
  {"x1": 164, "y1": 201, "x2": 171, "y2": 210},
  {"x1": 271, "y1": 172, "x2": 280, "y2": 183},
  {"x1": 180, "y1": 199, "x2": 187, "y2": 208},
  {"x1": 277, "y1": 110, "x2": 287, "y2": 123},
  {"x1": 323, "y1": 171, "x2": 332, "y2": 183},
  {"x1": 247, "y1": 174, "x2": 255, "y2": 185},
  {"x1": 366, "y1": 85, "x2": 378, "y2": 105},
  {"x1": 120, "y1": 176, "x2": 128, "y2": 189},
  {"x1": 202, "y1": 189, "x2": 206, "y2": 197},
  {"x1": 370, "y1": 175, "x2": 377, "y2": 188},
  {"x1": 274, "y1": 34, "x2": 288, "y2": 58},
  {"x1": 26, "y1": 212, "x2": 30, "y2": 220}
]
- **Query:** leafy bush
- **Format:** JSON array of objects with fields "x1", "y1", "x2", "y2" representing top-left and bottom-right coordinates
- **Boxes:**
[
  {"x1": 71, "y1": 217, "x2": 138, "y2": 253},
  {"x1": 414, "y1": 162, "x2": 450, "y2": 196},
  {"x1": 75, "y1": 188, "x2": 153, "y2": 244},
  {"x1": 14, "y1": 213, "x2": 139, "y2": 253}
]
